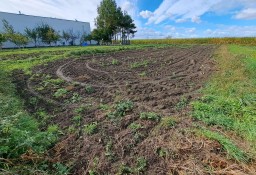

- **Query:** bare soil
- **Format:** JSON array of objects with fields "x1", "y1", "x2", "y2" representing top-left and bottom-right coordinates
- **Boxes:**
[{"x1": 14, "y1": 45, "x2": 253, "y2": 174}]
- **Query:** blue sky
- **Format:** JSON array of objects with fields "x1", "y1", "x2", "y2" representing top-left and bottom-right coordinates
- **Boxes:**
[{"x1": 1, "y1": 0, "x2": 256, "y2": 38}]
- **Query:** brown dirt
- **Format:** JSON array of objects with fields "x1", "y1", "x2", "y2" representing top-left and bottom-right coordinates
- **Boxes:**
[{"x1": 14, "y1": 45, "x2": 255, "y2": 174}]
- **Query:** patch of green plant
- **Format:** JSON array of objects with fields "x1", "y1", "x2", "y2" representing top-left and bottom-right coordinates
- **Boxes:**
[
  {"x1": 99, "y1": 103, "x2": 111, "y2": 111},
  {"x1": 140, "y1": 112, "x2": 161, "y2": 122},
  {"x1": 54, "y1": 88, "x2": 68, "y2": 98},
  {"x1": 176, "y1": 97, "x2": 189, "y2": 110},
  {"x1": 111, "y1": 59, "x2": 119, "y2": 65},
  {"x1": 134, "y1": 157, "x2": 147, "y2": 173},
  {"x1": 159, "y1": 117, "x2": 177, "y2": 129},
  {"x1": 53, "y1": 162, "x2": 70, "y2": 175},
  {"x1": 192, "y1": 45, "x2": 256, "y2": 156},
  {"x1": 118, "y1": 164, "x2": 133, "y2": 175},
  {"x1": 105, "y1": 140, "x2": 115, "y2": 161},
  {"x1": 83, "y1": 122, "x2": 98, "y2": 135},
  {"x1": 138, "y1": 71, "x2": 146, "y2": 77},
  {"x1": 85, "y1": 85, "x2": 95, "y2": 94},
  {"x1": 128, "y1": 122, "x2": 143, "y2": 131},
  {"x1": 0, "y1": 69, "x2": 58, "y2": 162},
  {"x1": 70, "y1": 93, "x2": 82, "y2": 103},
  {"x1": 74, "y1": 105, "x2": 86, "y2": 114},
  {"x1": 130, "y1": 60, "x2": 149, "y2": 69},
  {"x1": 156, "y1": 147, "x2": 168, "y2": 158},
  {"x1": 67, "y1": 125, "x2": 76, "y2": 134},
  {"x1": 72, "y1": 115, "x2": 82, "y2": 126},
  {"x1": 197, "y1": 128, "x2": 249, "y2": 162},
  {"x1": 108, "y1": 100, "x2": 134, "y2": 118}
]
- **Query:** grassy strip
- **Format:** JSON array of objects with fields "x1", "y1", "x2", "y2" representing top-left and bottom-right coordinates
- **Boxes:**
[
  {"x1": 0, "y1": 69, "x2": 58, "y2": 165},
  {"x1": 197, "y1": 128, "x2": 249, "y2": 162},
  {"x1": 192, "y1": 45, "x2": 256, "y2": 156}
]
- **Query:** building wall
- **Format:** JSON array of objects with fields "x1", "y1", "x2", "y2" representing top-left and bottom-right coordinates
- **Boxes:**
[{"x1": 0, "y1": 11, "x2": 91, "y2": 48}]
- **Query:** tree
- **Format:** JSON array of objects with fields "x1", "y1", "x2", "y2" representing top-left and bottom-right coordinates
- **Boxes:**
[
  {"x1": 0, "y1": 33, "x2": 6, "y2": 48},
  {"x1": 36, "y1": 23, "x2": 60, "y2": 46},
  {"x1": 91, "y1": 29, "x2": 103, "y2": 45},
  {"x1": 9, "y1": 33, "x2": 29, "y2": 48},
  {"x1": 94, "y1": 0, "x2": 137, "y2": 44},
  {"x1": 62, "y1": 30, "x2": 71, "y2": 45},
  {"x1": 2, "y1": 19, "x2": 28, "y2": 48},
  {"x1": 68, "y1": 29, "x2": 79, "y2": 45},
  {"x1": 24, "y1": 27, "x2": 39, "y2": 47},
  {"x1": 95, "y1": 0, "x2": 119, "y2": 42}
]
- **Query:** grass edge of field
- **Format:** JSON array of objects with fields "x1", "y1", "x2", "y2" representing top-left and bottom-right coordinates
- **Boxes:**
[{"x1": 192, "y1": 45, "x2": 256, "y2": 163}]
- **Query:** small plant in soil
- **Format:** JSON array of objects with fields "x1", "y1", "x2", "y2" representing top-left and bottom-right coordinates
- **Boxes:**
[
  {"x1": 53, "y1": 162, "x2": 70, "y2": 175},
  {"x1": 74, "y1": 105, "x2": 87, "y2": 114},
  {"x1": 83, "y1": 122, "x2": 98, "y2": 135},
  {"x1": 160, "y1": 117, "x2": 177, "y2": 129},
  {"x1": 115, "y1": 100, "x2": 134, "y2": 117},
  {"x1": 67, "y1": 125, "x2": 76, "y2": 134},
  {"x1": 111, "y1": 59, "x2": 119, "y2": 65},
  {"x1": 105, "y1": 140, "x2": 115, "y2": 161},
  {"x1": 176, "y1": 96, "x2": 189, "y2": 110},
  {"x1": 99, "y1": 103, "x2": 111, "y2": 111},
  {"x1": 135, "y1": 157, "x2": 147, "y2": 173},
  {"x1": 118, "y1": 164, "x2": 133, "y2": 175},
  {"x1": 130, "y1": 60, "x2": 149, "y2": 69},
  {"x1": 156, "y1": 147, "x2": 168, "y2": 158},
  {"x1": 85, "y1": 85, "x2": 95, "y2": 94},
  {"x1": 54, "y1": 88, "x2": 68, "y2": 98},
  {"x1": 72, "y1": 115, "x2": 82, "y2": 126},
  {"x1": 140, "y1": 112, "x2": 161, "y2": 122},
  {"x1": 138, "y1": 71, "x2": 146, "y2": 77},
  {"x1": 128, "y1": 122, "x2": 143, "y2": 131},
  {"x1": 70, "y1": 93, "x2": 82, "y2": 103}
]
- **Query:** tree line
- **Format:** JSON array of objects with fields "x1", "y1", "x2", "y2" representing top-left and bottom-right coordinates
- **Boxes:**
[{"x1": 0, "y1": 20, "x2": 87, "y2": 48}]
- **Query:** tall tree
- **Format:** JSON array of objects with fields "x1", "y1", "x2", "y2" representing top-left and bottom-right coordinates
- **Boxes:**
[
  {"x1": 0, "y1": 33, "x2": 6, "y2": 48},
  {"x1": 94, "y1": 0, "x2": 136, "y2": 44},
  {"x1": 36, "y1": 23, "x2": 60, "y2": 46},
  {"x1": 62, "y1": 30, "x2": 71, "y2": 45},
  {"x1": 2, "y1": 20, "x2": 28, "y2": 48},
  {"x1": 24, "y1": 27, "x2": 39, "y2": 47},
  {"x1": 95, "y1": 0, "x2": 118, "y2": 42}
]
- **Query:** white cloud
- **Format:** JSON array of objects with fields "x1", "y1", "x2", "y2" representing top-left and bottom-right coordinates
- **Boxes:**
[
  {"x1": 204, "y1": 25, "x2": 256, "y2": 37},
  {"x1": 235, "y1": 8, "x2": 256, "y2": 19},
  {"x1": 139, "y1": 10, "x2": 153, "y2": 19},
  {"x1": 144, "y1": 0, "x2": 256, "y2": 25},
  {"x1": 146, "y1": 0, "x2": 222, "y2": 24},
  {"x1": 175, "y1": 18, "x2": 187, "y2": 23},
  {"x1": 191, "y1": 16, "x2": 201, "y2": 23}
]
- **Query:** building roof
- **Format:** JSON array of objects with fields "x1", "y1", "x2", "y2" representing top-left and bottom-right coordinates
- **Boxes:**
[{"x1": 0, "y1": 11, "x2": 89, "y2": 24}]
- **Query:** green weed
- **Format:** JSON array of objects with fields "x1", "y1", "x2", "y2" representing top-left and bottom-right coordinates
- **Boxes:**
[
  {"x1": 83, "y1": 122, "x2": 98, "y2": 135},
  {"x1": 140, "y1": 112, "x2": 161, "y2": 122},
  {"x1": 130, "y1": 60, "x2": 149, "y2": 69},
  {"x1": 197, "y1": 128, "x2": 249, "y2": 162},
  {"x1": 128, "y1": 122, "x2": 143, "y2": 131},
  {"x1": 54, "y1": 88, "x2": 68, "y2": 98},
  {"x1": 111, "y1": 59, "x2": 119, "y2": 65},
  {"x1": 85, "y1": 85, "x2": 95, "y2": 94}
]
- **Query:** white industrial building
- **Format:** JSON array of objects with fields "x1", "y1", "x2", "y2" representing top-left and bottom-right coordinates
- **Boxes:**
[{"x1": 0, "y1": 11, "x2": 91, "y2": 48}]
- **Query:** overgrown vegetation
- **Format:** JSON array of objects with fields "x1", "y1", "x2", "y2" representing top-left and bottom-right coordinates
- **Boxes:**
[
  {"x1": 0, "y1": 69, "x2": 58, "y2": 168},
  {"x1": 192, "y1": 45, "x2": 256, "y2": 156}
]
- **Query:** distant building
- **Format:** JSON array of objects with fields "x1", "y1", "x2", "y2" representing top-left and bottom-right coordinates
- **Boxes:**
[{"x1": 0, "y1": 11, "x2": 91, "y2": 48}]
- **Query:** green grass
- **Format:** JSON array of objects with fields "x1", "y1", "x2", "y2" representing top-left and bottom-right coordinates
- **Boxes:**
[
  {"x1": 197, "y1": 128, "x2": 249, "y2": 163},
  {"x1": 0, "y1": 69, "x2": 58, "y2": 162},
  {"x1": 192, "y1": 45, "x2": 256, "y2": 156}
]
